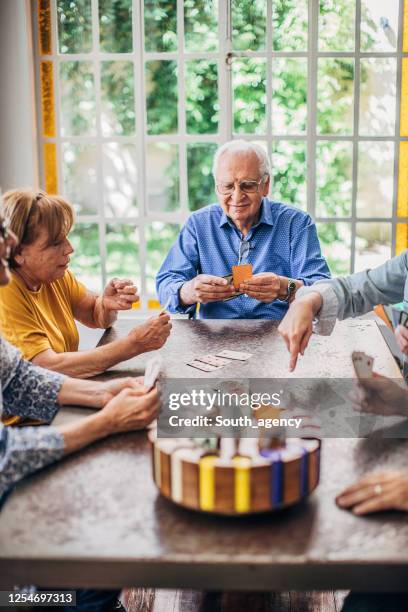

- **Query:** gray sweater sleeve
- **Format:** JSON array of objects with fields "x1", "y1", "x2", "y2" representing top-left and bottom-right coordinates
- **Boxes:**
[{"x1": 295, "y1": 251, "x2": 408, "y2": 334}]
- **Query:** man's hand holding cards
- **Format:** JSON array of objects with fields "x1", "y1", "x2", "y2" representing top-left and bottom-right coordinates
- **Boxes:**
[
  {"x1": 239, "y1": 272, "x2": 282, "y2": 303},
  {"x1": 180, "y1": 274, "x2": 236, "y2": 305}
]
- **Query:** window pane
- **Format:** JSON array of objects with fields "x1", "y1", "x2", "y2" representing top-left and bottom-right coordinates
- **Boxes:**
[
  {"x1": 146, "y1": 61, "x2": 178, "y2": 135},
  {"x1": 184, "y1": 0, "x2": 218, "y2": 52},
  {"x1": 101, "y1": 61, "x2": 135, "y2": 136},
  {"x1": 70, "y1": 223, "x2": 101, "y2": 293},
  {"x1": 361, "y1": 0, "x2": 399, "y2": 52},
  {"x1": 316, "y1": 141, "x2": 353, "y2": 218},
  {"x1": 272, "y1": 141, "x2": 307, "y2": 210},
  {"x1": 103, "y1": 143, "x2": 138, "y2": 218},
  {"x1": 186, "y1": 60, "x2": 218, "y2": 135},
  {"x1": 144, "y1": 0, "x2": 177, "y2": 52},
  {"x1": 317, "y1": 222, "x2": 351, "y2": 275},
  {"x1": 355, "y1": 223, "x2": 391, "y2": 272},
  {"x1": 60, "y1": 61, "x2": 96, "y2": 136},
  {"x1": 146, "y1": 223, "x2": 180, "y2": 295},
  {"x1": 187, "y1": 143, "x2": 217, "y2": 211},
  {"x1": 231, "y1": 0, "x2": 266, "y2": 51},
  {"x1": 99, "y1": 0, "x2": 132, "y2": 53},
  {"x1": 272, "y1": 0, "x2": 307, "y2": 51},
  {"x1": 272, "y1": 59, "x2": 307, "y2": 135},
  {"x1": 57, "y1": 0, "x2": 92, "y2": 54},
  {"x1": 146, "y1": 143, "x2": 179, "y2": 212},
  {"x1": 317, "y1": 59, "x2": 354, "y2": 135},
  {"x1": 319, "y1": 0, "x2": 355, "y2": 51},
  {"x1": 359, "y1": 58, "x2": 397, "y2": 136},
  {"x1": 106, "y1": 224, "x2": 140, "y2": 281},
  {"x1": 62, "y1": 143, "x2": 98, "y2": 214},
  {"x1": 356, "y1": 142, "x2": 394, "y2": 218},
  {"x1": 233, "y1": 58, "x2": 266, "y2": 134}
]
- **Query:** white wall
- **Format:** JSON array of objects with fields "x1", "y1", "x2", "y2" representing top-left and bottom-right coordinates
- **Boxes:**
[{"x1": 0, "y1": 0, "x2": 38, "y2": 191}]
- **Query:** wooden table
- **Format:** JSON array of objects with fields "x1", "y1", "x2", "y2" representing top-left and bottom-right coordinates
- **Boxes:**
[{"x1": 0, "y1": 319, "x2": 407, "y2": 592}]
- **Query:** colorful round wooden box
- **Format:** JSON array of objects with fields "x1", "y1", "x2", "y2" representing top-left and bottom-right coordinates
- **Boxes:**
[{"x1": 149, "y1": 434, "x2": 321, "y2": 515}]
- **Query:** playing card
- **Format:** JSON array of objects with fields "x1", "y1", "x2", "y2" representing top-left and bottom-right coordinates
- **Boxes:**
[
  {"x1": 160, "y1": 296, "x2": 171, "y2": 313},
  {"x1": 187, "y1": 360, "x2": 220, "y2": 372},
  {"x1": 216, "y1": 350, "x2": 253, "y2": 361},
  {"x1": 144, "y1": 356, "x2": 163, "y2": 390},
  {"x1": 399, "y1": 310, "x2": 408, "y2": 328},
  {"x1": 221, "y1": 274, "x2": 241, "y2": 302},
  {"x1": 351, "y1": 351, "x2": 374, "y2": 379},
  {"x1": 232, "y1": 263, "x2": 253, "y2": 290},
  {"x1": 196, "y1": 354, "x2": 230, "y2": 367}
]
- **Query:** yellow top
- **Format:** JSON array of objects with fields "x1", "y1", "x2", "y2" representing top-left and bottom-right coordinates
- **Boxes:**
[{"x1": 0, "y1": 269, "x2": 86, "y2": 361}]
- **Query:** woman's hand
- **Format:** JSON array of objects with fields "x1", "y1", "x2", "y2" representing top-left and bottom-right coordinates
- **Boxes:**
[
  {"x1": 351, "y1": 374, "x2": 408, "y2": 417},
  {"x1": 102, "y1": 278, "x2": 139, "y2": 311},
  {"x1": 126, "y1": 313, "x2": 172, "y2": 355},
  {"x1": 278, "y1": 292, "x2": 323, "y2": 371},
  {"x1": 336, "y1": 471, "x2": 408, "y2": 514},
  {"x1": 99, "y1": 377, "x2": 145, "y2": 406},
  {"x1": 101, "y1": 386, "x2": 160, "y2": 432}
]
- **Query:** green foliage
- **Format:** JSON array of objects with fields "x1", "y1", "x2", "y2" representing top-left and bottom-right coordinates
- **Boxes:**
[
  {"x1": 231, "y1": 0, "x2": 266, "y2": 51},
  {"x1": 99, "y1": 0, "x2": 133, "y2": 53},
  {"x1": 144, "y1": 0, "x2": 177, "y2": 52},
  {"x1": 101, "y1": 61, "x2": 135, "y2": 136},
  {"x1": 106, "y1": 225, "x2": 140, "y2": 279},
  {"x1": 184, "y1": 0, "x2": 218, "y2": 52},
  {"x1": 57, "y1": 0, "x2": 92, "y2": 53},
  {"x1": 146, "y1": 60, "x2": 178, "y2": 135},
  {"x1": 186, "y1": 61, "x2": 219, "y2": 134},
  {"x1": 187, "y1": 144, "x2": 217, "y2": 211}
]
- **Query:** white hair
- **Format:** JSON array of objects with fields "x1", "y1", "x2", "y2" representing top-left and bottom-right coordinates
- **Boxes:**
[{"x1": 212, "y1": 140, "x2": 270, "y2": 179}]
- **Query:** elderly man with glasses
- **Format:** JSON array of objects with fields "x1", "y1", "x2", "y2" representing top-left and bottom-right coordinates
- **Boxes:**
[{"x1": 156, "y1": 140, "x2": 330, "y2": 319}]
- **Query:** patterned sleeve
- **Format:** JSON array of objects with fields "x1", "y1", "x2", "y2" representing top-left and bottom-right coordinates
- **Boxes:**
[
  {"x1": 0, "y1": 422, "x2": 64, "y2": 504},
  {"x1": 1, "y1": 336, "x2": 65, "y2": 422}
]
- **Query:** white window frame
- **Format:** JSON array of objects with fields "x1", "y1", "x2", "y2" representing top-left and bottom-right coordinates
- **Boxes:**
[{"x1": 32, "y1": 0, "x2": 408, "y2": 310}]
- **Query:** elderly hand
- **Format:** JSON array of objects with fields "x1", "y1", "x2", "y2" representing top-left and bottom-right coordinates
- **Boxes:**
[
  {"x1": 101, "y1": 386, "x2": 160, "y2": 432},
  {"x1": 99, "y1": 376, "x2": 146, "y2": 406},
  {"x1": 102, "y1": 277, "x2": 139, "y2": 311},
  {"x1": 180, "y1": 274, "x2": 236, "y2": 305},
  {"x1": 239, "y1": 273, "x2": 281, "y2": 303},
  {"x1": 395, "y1": 324, "x2": 408, "y2": 355},
  {"x1": 336, "y1": 471, "x2": 408, "y2": 514},
  {"x1": 127, "y1": 312, "x2": 172, "y2": 354},
  {"x1": 278, "y1": 292, "x2": 323, "y2": 371},
  {"x1": 350, "y1": 374, "x2": 408, "y2": 417}
]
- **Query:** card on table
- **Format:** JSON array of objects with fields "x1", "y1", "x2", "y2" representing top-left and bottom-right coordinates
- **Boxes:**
[
  {"x1": 216, "y1": 349, "x2": 253, "y2": 361},
  {"x1": 187, "y1": 360, "x2": 220, "y2": 372},
  {"x1": 196, "y1": 354, "x2": 231, "y2": 367},
  {"x1": 351, "y1": 351, "x2": 374, "y2": 379},
  {"x1": 232, "y1": 263, "x2": 253, "y2": 290}
]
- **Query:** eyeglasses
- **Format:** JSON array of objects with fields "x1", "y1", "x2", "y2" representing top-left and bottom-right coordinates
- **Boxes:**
[{"x1": 216, "y1": 177, "x2": 266, "y2": 195}]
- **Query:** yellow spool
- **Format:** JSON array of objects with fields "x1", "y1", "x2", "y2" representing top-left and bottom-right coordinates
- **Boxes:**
[
  {"x1": 199, "y1": 455, "x2": 217, "y2": 511},
  {"x1": 233, "y1": 456, "x2": 251, "y2": 513}
]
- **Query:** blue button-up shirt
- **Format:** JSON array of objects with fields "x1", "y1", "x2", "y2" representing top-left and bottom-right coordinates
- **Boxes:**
[{"x1": 156, "y1": 198, "x2": 331, "y2": 319}]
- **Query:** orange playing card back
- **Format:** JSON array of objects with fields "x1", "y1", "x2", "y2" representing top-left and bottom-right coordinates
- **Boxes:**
[{"x1": 232, "y1": 264, "x2": 253, "y2": 290}]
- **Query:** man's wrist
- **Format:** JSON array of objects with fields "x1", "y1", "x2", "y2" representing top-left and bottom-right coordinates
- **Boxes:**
[
  {"x1": 278, "y1": 277, "x2": 301, "y2": 302},
  {"x1": 179, "y1": 281, "x2": 195, "y2": 306}
]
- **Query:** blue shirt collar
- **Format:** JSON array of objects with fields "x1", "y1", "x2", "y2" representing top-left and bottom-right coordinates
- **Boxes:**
[{"x1": 218, "y1": 198, "x2": 274, "y2": 229}]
